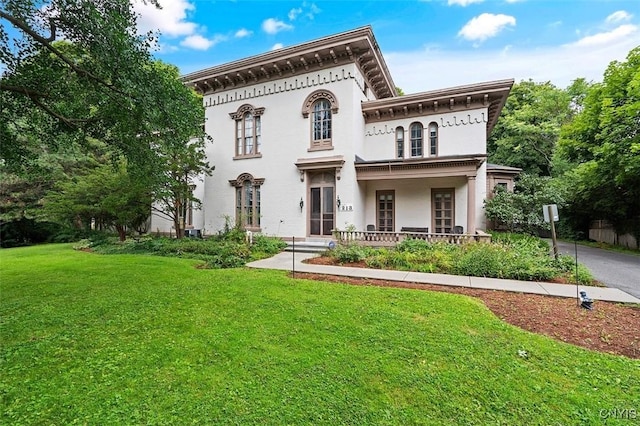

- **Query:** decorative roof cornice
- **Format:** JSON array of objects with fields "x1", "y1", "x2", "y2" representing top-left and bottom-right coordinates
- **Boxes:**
[
  {"x1": 183, "y1": 26, "x2": 397, "y2": 99},
  {"x1": 361, "y1": 79, "x2": 514, "y2": 136}
]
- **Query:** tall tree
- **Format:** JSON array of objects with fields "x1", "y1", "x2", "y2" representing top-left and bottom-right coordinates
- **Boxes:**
[
  {"x1": 147, "y1": 62, "x2": 214, "y2": 239},
  {"x1": 488, "y1": 80, "x2": 572, "y2": 176},
  {"x1": 1, "y1": 0, "x2": 161, "y2": 165},
  {"x1": 557, "y1": 47, "x2": 640, "y2": 238}
]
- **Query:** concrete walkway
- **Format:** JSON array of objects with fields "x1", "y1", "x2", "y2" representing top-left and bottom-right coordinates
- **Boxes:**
[{"x1": 247, "y1": 252, "x2": 640, "y2": 304}]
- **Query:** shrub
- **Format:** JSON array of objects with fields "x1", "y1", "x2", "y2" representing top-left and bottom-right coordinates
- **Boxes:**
[
  {"x1": 454, "y1": 243, "x2": 509, "y2": 278},
  {"x1": 330, "y1": 244, "x2": 371, "y2": 263},
  {"x1": 206, "y1": 242, "x2": 251, "y2": 268},
  {"x1": 396, "y1": 238, "x2": 431, "y2": 252},
  {"x1": 80, "y1": 233, "x2": 286, "y2": 269},
  {"x1": 250, "y1": 236, "x2": 287, "y2": 260},
  {"x1": 490, "y1": 231, "x2": 549, "y2": 251}
]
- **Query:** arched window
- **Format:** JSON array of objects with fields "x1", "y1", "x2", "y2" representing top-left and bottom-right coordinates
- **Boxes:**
[
  {"x1": 428, "y1": 122, "x2": 438, "y2": 156},
  {"x1": 312, "y1": 99, "x2": 332, "y2": 146},
  {"x1": 410, "y1": 122, "x2": 423, "y2": 157},
  {"x1": 395, "y1": 127, "x2": 404, "y2": 159},
  {"x1": 230, "y1": 104, "x2": 264, "y2": 158},
  {"x1": 302, "y1": 90, "x2": 338, "y2": 151},
  {"x1": 229, "y1": 173, "x2": 264, "y2": 230}
]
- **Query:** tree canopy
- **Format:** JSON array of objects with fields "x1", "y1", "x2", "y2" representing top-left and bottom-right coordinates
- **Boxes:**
[
  {"x1": 557, "y1": 47, "x2": 640, "y2": 237},
  {"x1": 2, "y1": 1, "x2": 212, "y2": 241},
  {"x1": 488, "y1": 80, "x2": 573, "y2": 176},
  {"x1": 1, "y1": 0, "x2": 164, "y2": 165}
]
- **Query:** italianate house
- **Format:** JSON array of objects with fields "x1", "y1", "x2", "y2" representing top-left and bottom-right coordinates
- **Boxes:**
[{"x1": 151, "y1": 27, "x2": 514, "y2": 241}]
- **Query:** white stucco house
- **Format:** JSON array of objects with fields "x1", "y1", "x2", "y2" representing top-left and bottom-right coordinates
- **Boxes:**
[{"x1": 151, "y1": 26, "x2": 514, "y2": 240}]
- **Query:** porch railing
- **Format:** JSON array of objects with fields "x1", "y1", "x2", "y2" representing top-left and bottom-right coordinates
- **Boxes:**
[{"x1": 332, "y1": 230, "x2": 491, "y2": 246}]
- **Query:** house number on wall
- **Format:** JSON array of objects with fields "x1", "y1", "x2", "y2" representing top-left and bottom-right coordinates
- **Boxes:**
[{"x1": 339, "y1": 204, "x2": 354, "y2": 212}]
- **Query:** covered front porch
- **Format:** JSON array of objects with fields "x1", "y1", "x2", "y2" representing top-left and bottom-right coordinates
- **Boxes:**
[{"x1": 354, "y1": 155, "x2": 487, "y2": 237}]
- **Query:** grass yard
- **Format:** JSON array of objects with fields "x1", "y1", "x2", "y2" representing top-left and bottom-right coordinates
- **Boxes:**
[{"x1": 1, "y1": 244, "x2": 638, "y2": 425}]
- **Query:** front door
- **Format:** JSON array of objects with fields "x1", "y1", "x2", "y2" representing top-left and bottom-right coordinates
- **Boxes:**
[{"x1": 309, "y1": 172, "x2": 335, "y2": 236}]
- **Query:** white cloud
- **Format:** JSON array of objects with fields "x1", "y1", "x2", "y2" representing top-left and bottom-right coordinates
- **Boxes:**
[
  {"x1": 271, "y1": 43, "x2": 284, "y2": 50},
  {"x1": 448, "y1": 0, "x2": 483, "y2": 6},
  {"x1": 569, "y1": 24, "x2": 637, "y2": 48},
  {"x1": 262, "y1": 18, "x2": 294, "y2": 34},
  {"x1": 386, "y1": 27, "x2": 640, "y2": 93},
  {"x1": 288, "y1": 8, "x2": 302, "y2": 20},
  {"x1": 235, "y1": 28, "x2": 253, "y2": 38},
  {"x1": 458, "y1": 13, "x2": 516, "y2": 43},
  {"x1": 134, "y1": 0, "x2": 197, "y2": 37},
  {"x1": 306, "y1": 3, "x2": 321, "y2": 19},
  {"x1": 605, "y1": 10, "x2": 632, "y2": 26},
  {"x1": 180, "y1": 34, "x2": 227, "y2": 50},
  {"x1": 288, "y1": 3, "x2": 320, "y2": 21},
  {"x1": 180, "y1": 35, "x2": 213, "y2": 50}
]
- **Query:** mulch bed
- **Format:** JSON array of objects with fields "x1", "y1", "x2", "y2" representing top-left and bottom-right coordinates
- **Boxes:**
[{"x1": 294, "y1": 258, "x2": 640, "y2": 359}]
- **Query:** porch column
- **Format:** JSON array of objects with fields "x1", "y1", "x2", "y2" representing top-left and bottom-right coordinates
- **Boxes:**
[{"x1": 466, "y1": 175, "x2": 476, "y2": 234}]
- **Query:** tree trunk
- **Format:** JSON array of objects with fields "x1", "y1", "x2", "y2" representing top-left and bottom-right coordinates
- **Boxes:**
[
  {"x1": 115, "y1": 225, "x2": 126, "y2": 242},
  {"x1": 174, "y1": 218, "x2": 183, "y2": 239}
]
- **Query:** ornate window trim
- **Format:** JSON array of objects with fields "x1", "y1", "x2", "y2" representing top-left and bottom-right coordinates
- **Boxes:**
[
  {"x1": 229, "y1": 173, "x2": 264, "y2": 231},
  {"x1": 301, "y1": 90, "x2": 339, "y2": 118},
  {"x1": 228, "y1": 172, "x2": 265, "y2": 187},
  {"x1": 229, "y1": 104, "x2": 265, "y2": 120},
  {"x1": 230, "y1": 104, "x2": 265, "y2": 159},
  {"x1": 303, "y1": 90, "x2": 338, "y2": 152}
]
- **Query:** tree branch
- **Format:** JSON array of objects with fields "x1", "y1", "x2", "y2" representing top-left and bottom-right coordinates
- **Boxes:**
[
  {"x1": 0, "y1": 82, "x2": 92, "y2": 128},
  {"x1": 0, "y1": 82, "x2": 47, "y2": 98},
  {"x1": 0, "y1": 9, "x2": 135, "y2": 100}
]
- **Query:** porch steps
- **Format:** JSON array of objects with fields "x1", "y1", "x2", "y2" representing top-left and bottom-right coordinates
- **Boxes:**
[{"x1": 284, "y1": 238, "x2": 335, "y2": 253}]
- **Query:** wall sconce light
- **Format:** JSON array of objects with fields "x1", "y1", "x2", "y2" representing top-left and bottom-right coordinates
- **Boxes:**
[
  {"x1": 336, "y1": 196, "x2": 341, "y2": 209},
  {"x1": 299, "y1": 197, "x2": 304, "y2": 212}
]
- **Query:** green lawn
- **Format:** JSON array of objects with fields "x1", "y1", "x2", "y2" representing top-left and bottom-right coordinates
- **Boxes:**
[{"x1": 1, "y1": 244, "x2": 638, "y2": 425}]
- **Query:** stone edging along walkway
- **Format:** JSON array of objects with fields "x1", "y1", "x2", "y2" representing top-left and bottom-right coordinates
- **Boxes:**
[{"x1": 247, "y1": 252, "x2": 640, "y2": 305}]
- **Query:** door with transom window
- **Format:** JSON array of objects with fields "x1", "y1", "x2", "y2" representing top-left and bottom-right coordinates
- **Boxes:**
[
  {"x1": 309, "y1": 172, "x2": 335, "y2": 236},
  {"x1": 432, "y1": 189, "x2": 454, "y2": 233}
]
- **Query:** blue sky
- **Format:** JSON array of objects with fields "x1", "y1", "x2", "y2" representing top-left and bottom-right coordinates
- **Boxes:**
[{"x1": 136, "y1": 0, "x2": 639, "y2": 93}]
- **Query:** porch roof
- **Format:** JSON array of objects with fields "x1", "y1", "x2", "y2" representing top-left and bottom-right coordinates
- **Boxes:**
[{"x1": 354, "y1": 155, "x2": 486, "y2": 180}]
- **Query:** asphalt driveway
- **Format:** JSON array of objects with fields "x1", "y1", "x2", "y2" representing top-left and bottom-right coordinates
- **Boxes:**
[{"x1": 552, "y1": 240, "x2": 640, "y2": 299}]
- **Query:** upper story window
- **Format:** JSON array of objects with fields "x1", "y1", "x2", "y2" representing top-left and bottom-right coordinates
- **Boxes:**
[
  {"x1": 229, "y1": 104, "x2": 265, "y2": 159},
  {"x1": 410, "y1": 122, "x2": 423, "y2": 157},
  {"x1": 313, "y1": 100, "x2": 332, "y2": 144},
  {"x1": 396, "y1": 127, "x2": 404, "y2": 158},
  {"x1": 302, "y1": 90, "x2": 339, "y2": 151},
  {"x1": 428, "y1": 122, "x2": 438, "y2": 156}
]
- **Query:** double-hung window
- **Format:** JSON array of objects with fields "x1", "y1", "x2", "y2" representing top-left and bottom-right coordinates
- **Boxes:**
[
  {"x1": 410, "y1": 123, "x2": 423, "y2": 157},
  {"x1": 230, "y1": 173, "x2": 264, "y2": 230},
  {"x1": 302, "y1": 90, "x2": 338, "y2": 151},
  {"x1": 312, "y1": 99, "x2": 332, "y2": 148},
  {"x1": 230, "y1": 104, "x2": 264, "y2": 159},
  {"x1": 428, "y1": 122, "x2": 438, "y2": 156},
  {"x1": 396, "y1": 127, "x2": 404, "y2": 158}
]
